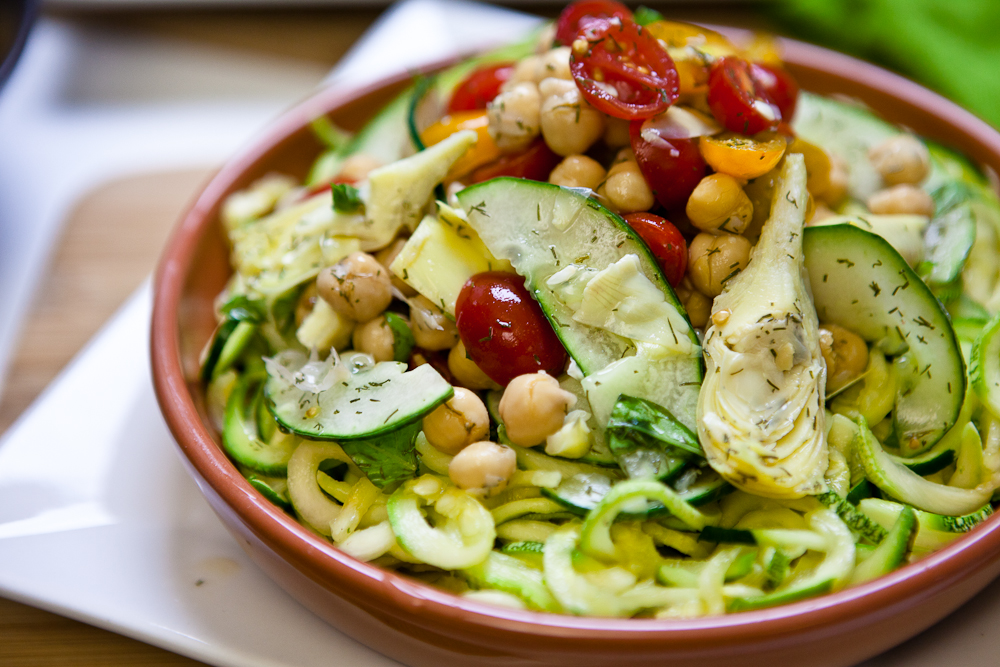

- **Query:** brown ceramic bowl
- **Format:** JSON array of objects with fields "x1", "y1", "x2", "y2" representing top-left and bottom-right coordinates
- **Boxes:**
[{"x1": 152, "y1": 27, "x2": 1000, "y2": 667}]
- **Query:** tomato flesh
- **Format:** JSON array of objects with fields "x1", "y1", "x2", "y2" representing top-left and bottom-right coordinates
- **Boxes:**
[
  {"x1": 554, "y1": 0, "x2": 632, "y2": 46},
  {"x1": 456, "y1": 272, "x2": 568, "y2": 385},
  {"x1": 622, "y1": 213, "x2": 687, "y2": 287},
  {"x1": 448, "y1": 63, "x2": 514, "y2": 113},
  {"x1": 468, "y1": 138, "x2": 561, "y2": 183},
  {"x1": 707, "y1": 56, "x2": 781, "y2": 135},
  {"x1": 750, "y1": 62, "x2": 800, "y2": 121},
  {"x1": 629, "y1": 120, "x2": 706, "y2": 210},
  {"x1": 570, "y1": 18, "x2": 679, "y2": 120}
]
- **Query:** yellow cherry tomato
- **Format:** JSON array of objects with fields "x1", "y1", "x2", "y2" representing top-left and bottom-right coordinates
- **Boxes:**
[
  {"x1": 699, "y1": 131, "x2": 787, "y2": 180},
  {"x1": 420, "y1": 110, "x2": 501, "y2": 180},
  {"x1": 644, "y1": 20, "x2": 739, "y2": 57},
  {"x1": 787, "y1": 137, "x2": 833, "y2": 199},
  {"x1": 741, "y1": 32, "x2": 784, "y2": 66}
]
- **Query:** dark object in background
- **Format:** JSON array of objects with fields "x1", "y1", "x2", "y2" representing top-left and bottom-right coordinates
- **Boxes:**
[{"x1": 0, "y1": 0, "x2": 37, "y2": 91}]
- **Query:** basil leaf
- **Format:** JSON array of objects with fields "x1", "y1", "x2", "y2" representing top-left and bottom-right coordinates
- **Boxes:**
[{"x1": 332, "y1": 183, "x2": 364, "y2": 214}]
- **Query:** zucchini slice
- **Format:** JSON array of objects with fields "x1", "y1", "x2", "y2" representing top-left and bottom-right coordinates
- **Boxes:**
[{"x1": 803, "y1": 224, "x2": 965, "y2": 452}]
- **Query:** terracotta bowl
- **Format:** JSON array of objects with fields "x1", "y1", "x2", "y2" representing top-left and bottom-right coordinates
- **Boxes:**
[{"x1": 151, "y1": 28, "x2": 1000, "y2": 667}]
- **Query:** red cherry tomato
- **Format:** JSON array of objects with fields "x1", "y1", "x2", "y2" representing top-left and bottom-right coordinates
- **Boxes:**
[
  {"x1": 468, "y1": 138, "x2": 562, "y2": 183},
  {"x1": 456, "y1": 272, "x2": 568, "y2": 385},
  {"x1": 447, "y1": 62, "x2": 515, "y2": 113},
  {"x1": 750, "y1": 62, "x2": 800, "y2": 121},
  {"x1": 622, "y1": 213, "x2": 687, "y2": 287},
  {"x1": 570, "y1": 18, "x2": 679, "y2": 121},
  {"x1": 554, "y1": 0, "x2": 632, "y2": 46},
  {"x1": 629, "y1": 120, "x2": 706, "y2": 210},
  {"x1": 707, "y1": 56, "x2": 782, "y2": 135}
]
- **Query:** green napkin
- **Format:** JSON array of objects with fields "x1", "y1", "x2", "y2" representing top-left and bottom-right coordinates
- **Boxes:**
[{"x1": 770, "y1": 0, "x2": 1000, "y2": 128}]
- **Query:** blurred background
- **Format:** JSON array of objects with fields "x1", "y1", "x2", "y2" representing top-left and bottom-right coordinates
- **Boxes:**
[{"x1": 0, "y1": 0, "x2": 997, "y2": 664}]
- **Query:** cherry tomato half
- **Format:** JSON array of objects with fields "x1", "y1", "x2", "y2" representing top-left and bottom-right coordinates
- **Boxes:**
[
  {"x1": 448, "y1": 62, "x2": 515, "y2": 113},
  {"x1": 629, "y1": 119, "x2": 707, "y2": 210},
  {"x1": 750, "y1": 62, "x2": 800, "y2": 122},
  {"x1": 699, "y1": 131, "x2": 786, "y2": 180},
  {"x1": 570, "y1": 18, "x2": 679, "y2": 121},
  {"x1": 554, "y1": 0, "x2": 632, "y2": 46},
  {"x1": 468, "y1": 138, "x2": 562, "y2": 183},
  {"x1": 707, "y1": 56, "x2": 781, "y2": 135},
  {"x1": 456, "y1": 272, "x2": 568, "y2": 385},
  {"x1": 622, "y1": 213, "x2": 687, "y2": 287}
]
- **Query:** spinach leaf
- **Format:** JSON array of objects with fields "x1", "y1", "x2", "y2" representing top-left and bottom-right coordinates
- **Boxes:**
[
  {"x1": 606, "y1": 394, "x2": 702, "y2": 480},
  {"x1": 341, "y1": 421, "x2": 421, "y2": 489}
]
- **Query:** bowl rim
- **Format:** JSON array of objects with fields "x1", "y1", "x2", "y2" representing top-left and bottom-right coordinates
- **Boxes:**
[{"x1": 151, "y1": 29, "x2": 1000, "y2": 646}]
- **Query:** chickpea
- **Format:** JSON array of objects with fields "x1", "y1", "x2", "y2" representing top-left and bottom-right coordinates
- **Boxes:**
[
  {"x1": 673, "y1": 277, "x2": 711, "y2": 328},
  {"x1": 686, "y1": 174, "x2": 754, "y2": 234},
  {"x1": 535, "y1": 47, "x2": 573, "y2": 81},
  {"x1": 549, "y1": 155, "x2": 606, "y2": 190},
  {"x1": 448, "y1": 341, "x2": 500, "y2": 390},
  {"x1": 822, "y1": 153, "x2": 850, "y2": 206},
  {"x1": 317, "y1": 252, "x2": 392, "y2": 323},
  {"x1": 819, "y1": 324, "x2": 869, "y2": 393},
  {"x1": 422, "y1": 387, "x2": 490, "y2": 455},
  {"x1": 374, "y1": 237, "x2": 417, "y2": 297},
  {"x1": 603, "y1": 160, "x2": 655, "y2": 214},
  {"x1": 603, "y1": 116, "x2": 632, "y2": 149},
  {"x1": 352, "y1": 314, "x2": 406, "y2": 362},
  {"x1": 869, "y1": 135, "x2": 930, "y2": 186},
  {"x1": 503, "y1": 55, "x2": 541, "y2": 90},
  {"x1": 867, "y1": 184, "x2": 935, "y2": 217},
  {"x1": 688, "y1": 233, "x2": 752, "y2": 298},
  {"x1": 336, "y1": 153, "x2": 381, "y2": 183},
  {"x1": 538, "y1": 77, "x2": 605, "y2": 157},
  {"x1": 535, "y1": 23, "x2": 558, "y2": 53},
  {"x1": 448, "y1": 441, "x2": 517, "y2": 497},
  {"x1": 613, "y1": 147, "x2": 637, "y2": 164},
  {"x1": 488, "y1": 82, "x2": 541, "y2": 153},
  {"x1": 499, "y1": 371, "x2": 576, "y2": 447},
  {"x1": 410, "y1": 295, "x2": 459, "y2": 350}
]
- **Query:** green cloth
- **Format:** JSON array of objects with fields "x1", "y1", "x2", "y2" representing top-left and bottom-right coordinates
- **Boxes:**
[{"x1": 770, "y1": 0, "x2": 1000, "y2": 128}]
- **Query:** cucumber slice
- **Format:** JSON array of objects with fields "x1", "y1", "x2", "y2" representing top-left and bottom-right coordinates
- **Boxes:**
[
  {"x1": 462, "y1": 551, "x2": 560, "y2": 612},
  {"x1": 387, "y1": 479, "x2": 495, "y2": 570},
  {"x1": 849, "y1": 506, "x2": 916, "y2": 585},
  {"x1": 853, "y1": 418, "x2": 991, "y2": 515},
  {"x1": 456, "y1": 179, "x2": 702, "y2": 428},
  {"x1": 969, "y1": 312, "x2": 1000, "y2": 417},
  {"x1": 265, "y1": 355, "x2": 453, "y2": 440},
  {"x1": 223, "y1": 374, "x2": 298, "y2": 475},
  {"x1": 803, "y1": 224, "x2": 965, "y2": 452}
]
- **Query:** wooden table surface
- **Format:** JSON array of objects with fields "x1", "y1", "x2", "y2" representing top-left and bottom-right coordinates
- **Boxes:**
[{"x1": 0, "y1": 5, "x2": 767, "y2": 664}]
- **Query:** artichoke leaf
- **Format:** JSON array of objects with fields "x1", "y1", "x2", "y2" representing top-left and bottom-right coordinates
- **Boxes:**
[{"x1": 697, "y1": 154, "x2": 828, "y2": 499}]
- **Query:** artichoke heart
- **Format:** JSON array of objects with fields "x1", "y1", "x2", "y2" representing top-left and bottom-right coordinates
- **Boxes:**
[{"x1": 697, "y1": 154, "x2": 828, "y2": 499}]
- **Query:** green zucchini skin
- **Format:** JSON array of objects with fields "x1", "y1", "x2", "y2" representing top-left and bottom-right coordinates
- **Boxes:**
[
  {"x1": 803, "y1": 224, "x2": 965, "y2": 453},
  {"x1": 223, "y1": 374, "x2": 297, "y2": 475}
]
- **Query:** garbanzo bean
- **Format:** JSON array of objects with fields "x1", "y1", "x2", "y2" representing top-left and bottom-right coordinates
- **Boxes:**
[
  {"x1": 422, "y1": 387, "x2": 490, "y2": 455},
  {"x1": 538, "y1": 77, "x2": 605, "y2": 157},
  {"x1": 374, "y1": 237, "x2": 417, "y2": 297},
  {"x1": 603, "y1": 117, "x2": 632, "y2": 148},
  {"x1": 448, "y1": 440, "x2": 517, "y2": 497},
  {"x1": 316, "y1": 251, "x2": 392, "y2": 323},
  {"x1": 686, "y1": 173, "x2": 753, "y2": 234},
  {"x1": 499, "y1": 371, "x2": 576, "y2": 447},
  {"x1": 823, "y1": 153, "x2": 850, "y2": 206},
  {"x1": 869, "y1": 135, "x2": 930, "y2": 186},
  {"x1": 336, "y1": 153, "x2": 381, "y2": 183},
  {"x1": 819, "y1": 324, "x2": 869, "y2": 393},
  {"x1": 352, "y1": 315, "x2": 405, "y2": 362},
  {"x1": 867, "y1": 184, "x2": 935, "y2": 217},
  {"x1": 448, "y1": 341, "x2": 500, "y2": 390},
  {"x1": 603, "y1": 160, "x2": 655, "y2": 214},
  {"x1": 687, "y1": 232, "x2": 752, "y2": 298},
  {"x1": 535, "y1": 46, "x2": 573, "y2": 81},
  {"x1": 487, "y1": 82, "x2": 541, "y2": 153},
  {"x1": 549, "y1": 155, "x2": 606, "y2": 190},
  {"x1": 673, "y1": 277, "x2": 712, "y2": 328},
  {"x1": 410, "y1": 295, "x2": 459, "y2": 351}
]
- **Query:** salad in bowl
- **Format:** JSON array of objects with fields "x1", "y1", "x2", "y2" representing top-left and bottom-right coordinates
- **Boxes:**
[{"x1": 197, "y1": 1, "x2": 1000, "y2": 619}]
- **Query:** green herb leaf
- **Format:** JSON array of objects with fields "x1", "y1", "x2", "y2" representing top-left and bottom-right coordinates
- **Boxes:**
[
  {"x1": 340, "y1": 421, "x2": 421, "y2": 489},
  {"x1": 332, "y1": 183, "x2": 365, "y2": 214}
]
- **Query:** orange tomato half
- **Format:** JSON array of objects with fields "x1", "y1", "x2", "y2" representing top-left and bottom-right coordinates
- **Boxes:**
[
  {"x1": 699, "y1": 131, "x2": 786, "y2": 180},
  {"x1": 420, "y1": 110, "x2": 501, "y2": 180}
]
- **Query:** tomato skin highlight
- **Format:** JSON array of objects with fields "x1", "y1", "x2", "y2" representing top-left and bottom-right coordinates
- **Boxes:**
[
  {"x1": 570, "y1": 18, "x2": 679, "y2": 121},
  {"x1": 448, "y1": 63, "x2": 515, "y2": 113},
  {"x1": 456, "y1": 272, "x2": 568, "y2": 386},
  {"x1": 554, "y1": 0, "x2": 632, "y2": 46},
  {"x1": 750, "y1": 63, "x2": 799, "y2": 122},
  {"x1": 629, "y1": 120, "x2": 707, "y2": 210},
  {"x1": 622, "y1": 213, "x2": 688, "y2": 287},
  {"x1": 468, "y1": 139, "x2": 561, "y2": 183},
  {"x1": 707, "y1": 56, "x2": 781, "y2": 135}
]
